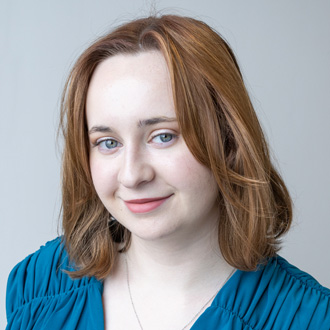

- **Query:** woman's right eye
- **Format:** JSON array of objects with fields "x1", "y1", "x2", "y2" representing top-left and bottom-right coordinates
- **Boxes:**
[{"x1": 94, "y1": 138, "x2": 121, "y2": 153}]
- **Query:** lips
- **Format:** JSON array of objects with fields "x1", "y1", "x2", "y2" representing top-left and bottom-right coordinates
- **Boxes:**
[{"x1": 124, "y1": 195, "x2": 172, "y2": 214}]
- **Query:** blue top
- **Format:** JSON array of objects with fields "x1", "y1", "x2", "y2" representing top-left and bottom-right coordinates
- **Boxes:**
[{"x1": 6, "y1": 238, "x2": 330, "y2": 330}]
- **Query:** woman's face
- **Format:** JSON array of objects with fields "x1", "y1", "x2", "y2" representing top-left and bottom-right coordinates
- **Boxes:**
[{"x1": 86, "y1": 51, "x2": 219, "y2": 243}]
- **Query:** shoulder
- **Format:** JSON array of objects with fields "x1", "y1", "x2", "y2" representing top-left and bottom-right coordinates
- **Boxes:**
[
  {"x1": 259, "y1": 255, "x2": 330, "y2": 328},
  {"x1": 239, "y1": 254, "x2": 330, "y2": 302},
  {"x1": 6, "y1": 238, "x2": 103, "y2": 330},
  {"x1": 270, "y1": 255, "x2": 330, "y2": 296},
  {"x1": 261, "y1": 256, "x2": 330, "y2": 312},
  {"x1": 261, "y1": 256, "x2": 330, "y2": 322},
  {"x1": 200, "y1": 255, "x2": 330, "y2": 330}
]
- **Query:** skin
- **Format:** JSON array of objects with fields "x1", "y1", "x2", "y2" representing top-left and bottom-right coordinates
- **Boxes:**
[{"x1": 86, "y1": 51, "x2": 234, "y2": 330}]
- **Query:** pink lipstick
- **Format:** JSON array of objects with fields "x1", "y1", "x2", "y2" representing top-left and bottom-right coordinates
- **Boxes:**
[{"x1": 124, "y1": 195, "x2": 172, "y2": 214}]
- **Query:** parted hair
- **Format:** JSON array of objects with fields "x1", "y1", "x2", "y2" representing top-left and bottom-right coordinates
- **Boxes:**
[{"x1": 60, "y1": 14, "x2": 292, "y2": 279}]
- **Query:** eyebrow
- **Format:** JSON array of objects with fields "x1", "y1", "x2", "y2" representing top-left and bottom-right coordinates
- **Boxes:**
[
  {"x1": 88, "y1": 116, "x2": 177, "y2": 135},
  {"x1": 88, "y1": 125, "x2": 113, "y2": 135},
  {"x1": 138, "y1": 116, "x2": 177, "y2": 127}
]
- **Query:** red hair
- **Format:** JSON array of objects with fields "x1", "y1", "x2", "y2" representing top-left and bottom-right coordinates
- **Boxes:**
[{"x1": 60, "y1": 15, "x2": 292, "y2": 279}]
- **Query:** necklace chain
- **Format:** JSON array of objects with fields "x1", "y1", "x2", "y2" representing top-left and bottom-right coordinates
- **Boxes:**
[{"x1": 125, "y1": 255, "x2": 235, "y2": 330}]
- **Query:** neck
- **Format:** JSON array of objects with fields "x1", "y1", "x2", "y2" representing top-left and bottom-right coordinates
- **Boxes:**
[
  {"x1": 104, "y1": 220, "x2": 236, "y2": 330},
  {"x1": 124, "y1": 221, "x2": 232, "y2": 292}
]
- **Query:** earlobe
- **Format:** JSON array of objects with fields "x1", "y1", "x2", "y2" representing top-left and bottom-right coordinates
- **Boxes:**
[
  {"x1": 109, "y1": 215, "x2": 117, "y2": 222},
  {"x1": 108, "y1": 214, "x2": 126, "y2": 244}
]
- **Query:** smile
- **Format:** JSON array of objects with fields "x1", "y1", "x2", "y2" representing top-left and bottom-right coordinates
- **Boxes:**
[{"x1": 124, "y1": 195, "x2": 173, "y2": 214}]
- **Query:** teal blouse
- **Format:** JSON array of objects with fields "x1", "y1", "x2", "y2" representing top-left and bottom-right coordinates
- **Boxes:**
[{"x1": 6, "y1": 238, "x2": 330, "y2": 329}]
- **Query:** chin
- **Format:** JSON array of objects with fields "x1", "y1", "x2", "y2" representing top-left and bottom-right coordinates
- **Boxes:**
[{"x1": 124, "y1": 218, "x2": 182, "y2": 243}]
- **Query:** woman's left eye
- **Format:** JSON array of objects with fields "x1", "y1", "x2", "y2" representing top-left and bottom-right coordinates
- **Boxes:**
[{"x1": 151, "y1": 133, "x2": 176, "y2": 145}]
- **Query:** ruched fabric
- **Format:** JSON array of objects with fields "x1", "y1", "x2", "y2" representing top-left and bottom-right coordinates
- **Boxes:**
[
  {"x1": 6, "y1": 238, "x2": 104, "y2": 330},
  {"x1": 6, "y1": 238, "x2": 330, "y2": 329},
  {"x1": 192, "y1": 256, "x2": 330, "y2": 329}
]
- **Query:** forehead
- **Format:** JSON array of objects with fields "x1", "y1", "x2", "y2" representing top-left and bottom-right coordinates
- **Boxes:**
[
  {"x1": 86, "y1": 51, "x2": 175, "y2": 124},
  {"x1": 94, "y1": 50, "x2": 169, "y2": 78}
]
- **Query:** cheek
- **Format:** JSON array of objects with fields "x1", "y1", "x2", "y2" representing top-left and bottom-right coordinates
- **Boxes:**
[
  {"x1": 167, "y1": 148, "x2": 217, "y2": 194},
  {"x1": 90, "y1": 158, "x2": 117, "y2": 197}
]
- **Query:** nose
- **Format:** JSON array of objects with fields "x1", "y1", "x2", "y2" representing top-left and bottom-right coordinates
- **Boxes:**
[{"x1": 117, "y1": 146, "x2": 155, "y2": 188}]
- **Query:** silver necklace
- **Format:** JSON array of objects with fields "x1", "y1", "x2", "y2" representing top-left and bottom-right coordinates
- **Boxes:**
[{"x1": 125, "y1": 255, "x2": 235, "y2": 330}]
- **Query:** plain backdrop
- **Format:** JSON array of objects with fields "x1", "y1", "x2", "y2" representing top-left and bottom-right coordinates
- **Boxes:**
[{"x1": 1, "y1": 0, "x2": 329, "y2": 327}]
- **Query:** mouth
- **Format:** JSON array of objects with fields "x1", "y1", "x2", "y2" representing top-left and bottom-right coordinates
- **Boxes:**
[{"x1": 124, "y1": 195, "x2": 173, "y2": 214}]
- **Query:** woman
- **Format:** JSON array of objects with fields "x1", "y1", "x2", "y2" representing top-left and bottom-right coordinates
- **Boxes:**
[{"x1": 6, "y1": 15, "x2": 330, "y2": 329}]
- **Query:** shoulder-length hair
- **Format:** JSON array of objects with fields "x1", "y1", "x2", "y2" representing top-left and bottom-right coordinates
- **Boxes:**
[{"x1": 60, "y1": 14, "x2": 292, "y2": 279}]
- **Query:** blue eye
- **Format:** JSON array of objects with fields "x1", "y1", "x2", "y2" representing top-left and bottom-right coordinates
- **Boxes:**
[
  {"x1": 103, "y1": 139, "x2": 118, "y2": 149},
  {"x1": 153, "y1": 133, "x2": 174, "y2": 143},
  {"x1": 95, "y1": 138, "x2": 120, "y2": 152}
]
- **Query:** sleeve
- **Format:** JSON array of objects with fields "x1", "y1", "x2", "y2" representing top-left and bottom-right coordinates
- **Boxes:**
[{"x1": 6, "y1": 238, "x2": 104, "y2": 330}]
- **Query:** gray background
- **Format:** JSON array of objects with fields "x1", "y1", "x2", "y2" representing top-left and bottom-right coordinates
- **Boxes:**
[{"x1": 1, "y1": 0, "x2": 329, "y2": 327}]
